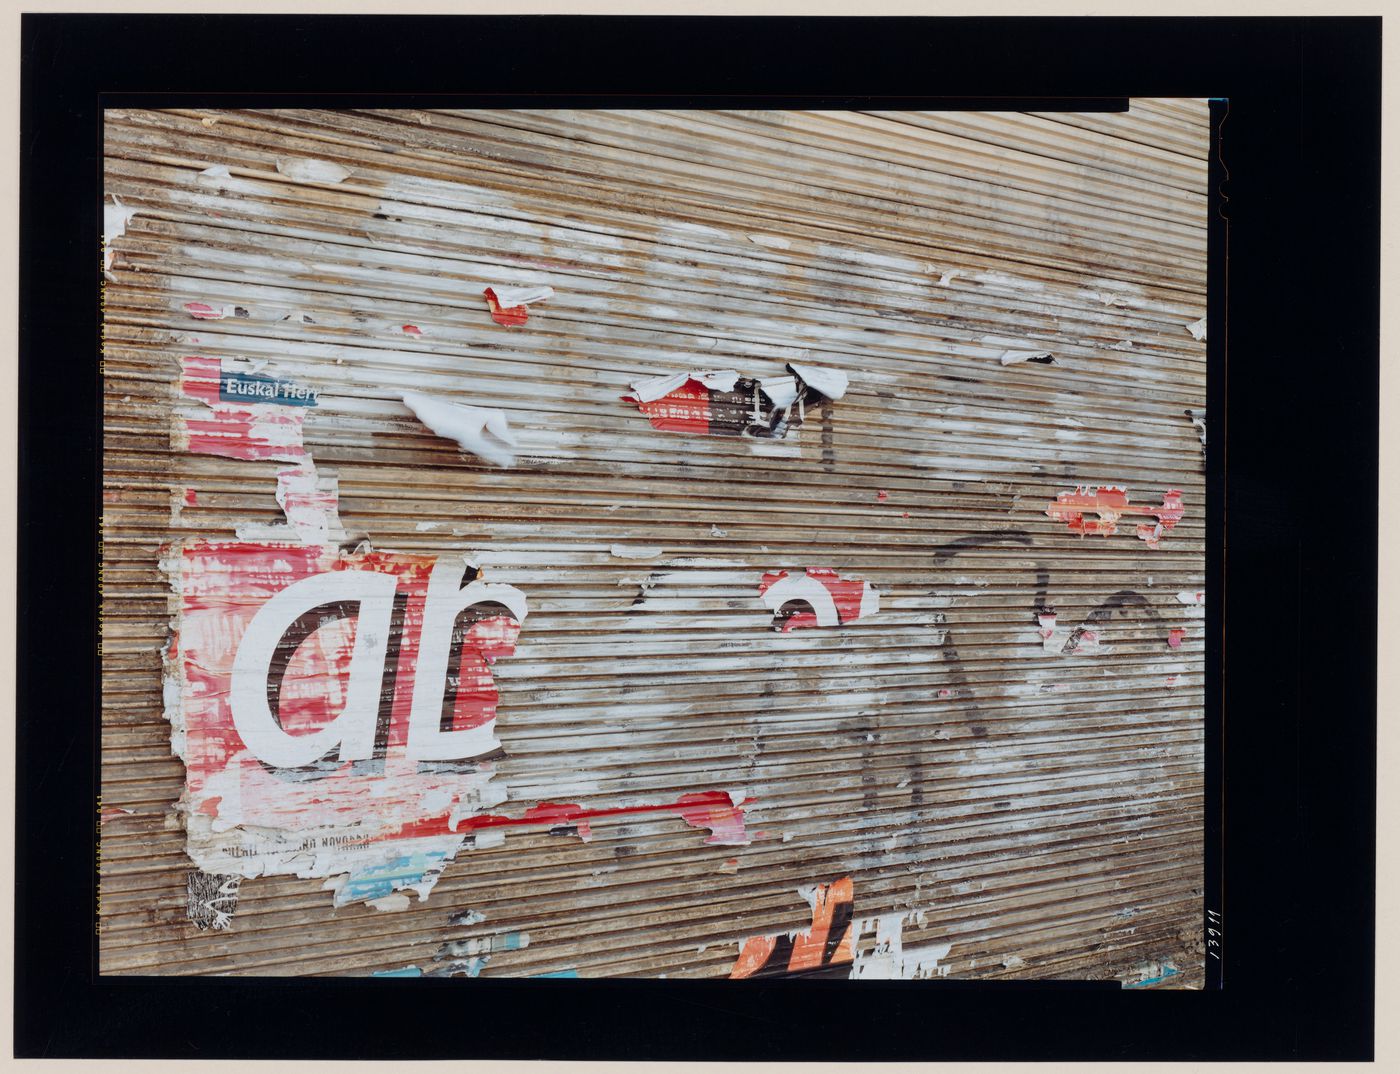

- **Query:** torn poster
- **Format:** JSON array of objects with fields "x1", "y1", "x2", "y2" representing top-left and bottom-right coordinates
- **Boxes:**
[
  {"x1": 401, "y1": 390, "x2": 518, "y2": 468},
  {"x1": 162, "y1": 543, "x2": 528, "y2": 908},
  {"x1": 177, "y1": 356, "x2": 311, "y2": 462},
  {"x1": 758, "y1": 567, "x2": 879, "y2": 632},
  {"x1": 1044, "y1": 486, "x2": 1185, "y2": 548},
  {"x1": 482, "y1": 285, "x2": 553, "y2": 326},
  {"x1": 623, "y1": 363, "x2": 847, "y2": 440}
]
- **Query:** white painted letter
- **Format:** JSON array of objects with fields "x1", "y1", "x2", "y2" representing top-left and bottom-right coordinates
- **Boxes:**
[{"x1": 230, "y1": 570, "x2": 397, "y2": 768}]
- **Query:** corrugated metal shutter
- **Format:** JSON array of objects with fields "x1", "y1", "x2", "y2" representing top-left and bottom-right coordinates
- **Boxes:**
[{"x1": 100, "y1": 102, "x2": 1208, "y2": 984}]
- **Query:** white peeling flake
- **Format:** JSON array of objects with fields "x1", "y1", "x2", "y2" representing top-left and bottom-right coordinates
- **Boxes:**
[
  {"x1": 487, "y1": 285, "x2": 554, "y2": 309},
  {"x1": 1186, "y1": 316, "x2": 1207, "y2": 342},
  {"x1": 850, "y1": 912, "x2": 953, "y2": 980},
  {"x1": 627, "y1": 368, "x2": 740, "y2": 402},
  {"x1": 610, "y1": 545, "x2": 663, "y2": 560},
  {"x1": 748, "y1": 234, "x2": 792, "y2": 250},
  {"x1": 276, "y1": 157, "x2": 353, "y2": 184},
  {"x1": 103, "y1": 196, "x2": 140, "y2": 271},
  {"x1": 787, "y1": 362, "x2": 849, "y2": 401},
  {"x1": 401, "y1": 390, "x2": 518, "y2": 468}
]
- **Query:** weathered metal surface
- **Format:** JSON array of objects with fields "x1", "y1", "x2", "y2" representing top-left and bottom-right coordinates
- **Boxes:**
[{"x1": 100, "y1": 103, "x2": 1208, "y2": 983}]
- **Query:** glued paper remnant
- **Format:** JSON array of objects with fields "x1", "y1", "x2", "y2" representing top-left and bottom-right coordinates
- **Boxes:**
[
  {"x1": 163, "y1": 544, "x2": 528, "y2": 907},
  {"x1": 1045, "y1": 486, "x2": 1184, "y2": 548},
  {"x1": 483, "y1": 285, "x2": 553, "y2": 326}
]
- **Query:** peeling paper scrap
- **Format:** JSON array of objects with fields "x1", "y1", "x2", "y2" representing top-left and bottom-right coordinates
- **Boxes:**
[
  {"x1": 849, "y1": 913, "x2": 951, "y2": 980},
  {"x1": 786, "y1": 363, "x2": 848, "y2": 401},
  {"x1": 103, "y1": 197, "x2": 140, "y2": 271},
  {"x1": 276, "y1": 157, "x2": 352, "y2": 184},
  {"x1": 1167, "y1": 628, "x2": 1187, "y2": 649},
  {"x1": 1044, "y1": 486, "x2": 1184, "y2": 548},
  {"x1": 759, "y1": 567, "x2": 879, "y2": 632},
  {"x1": 163, "y1": 543, "x2": 528, "y2": 907},
  {"x1": 483, "y1": 285, "x2": 553, "y2": 326},
  {"x1": 198, "y1": 165, "x2": 231, "y2": 180},
  {"x1": 452, "y1": 791, "x2": 756, "y2": 847},
  {"x1": 1000, "y1": 350, "x2": 1058, "y2": 366},
  {"x1": 401, "y1": 324, "x2": 423, "y2": 336},
  {"x1": 183, "y1": 302, "x2": 246, "y2": 321},
  {"x1": 235, "y1": 464, "x2": 348, "y2": 546},
  {"x1": 401, "y1": 390, "x2": 518, "y2": 468},
  {"x1": 1186, "y1": 316, "x2": 1207, "y2": 342}
]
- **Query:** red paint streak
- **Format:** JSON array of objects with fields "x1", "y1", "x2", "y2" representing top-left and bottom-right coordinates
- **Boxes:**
[
  {"x1": 483, "y1": 289, "x2": 530, "y2": 326},
  {"x1": 1168, "y1": 628, "x2": 1187, "y2": 649},
  {"x1": 184, "y1": 489, "x2": 199, "y2": 506},
  {"x1": 1045, "y1": 486, "x2": 1184, "y2": 547},
  {"x1": 877, "y1": 490, "x2": 889, "y2": 501},
  {"x1": 627, "y1": 381, "x2": 712, "y2": 434},
  {"x1": 401, "y1": 324, "x2": 422, "y2": 336},
  {"x1": 937, "y1": 688, "x2": 952, "y2": 698},
  {"x1": 184, "y1": 302, "x2": 227, "y2": 320}
]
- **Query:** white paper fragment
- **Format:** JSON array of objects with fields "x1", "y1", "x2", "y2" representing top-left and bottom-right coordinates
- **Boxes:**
[
  {"x1": 759, "y1": 376, "x2": 800, "y2": 409},
  {"x1": 850, "y1": 912, "x2": 953, "y2": 980},
  {"x1": 747, "y1": 234, "x2": 792, "y2": 249},
  {"x1": 1109, "y1": 340, "x2": 1136, "y2": 351},
  {"x1": 610, "y1": 545, "x2": 663, "y2": 560},
  {"x1": 710, "y1": 524, "x2": 728, "y2": 538},
  {"x1": 1000, "y1": 350, "x2": 1058, "y2": 366},
  {"x1": 787, "y1": 363, "x2": 849, "y2": 400},
  {"x1": 401, "y1": 390, "x2": 518, "y2": 468},
  {"x1": 626, "y1": 369, "x2": 740, "y2": 403},
  {"x1": 486, "y1": 285, "x2": 554, "y2": 309},
  {"x1": 276, "y1": 157, "x2": 352, "y2": 184},
  {"x1": 1087, "y1": 289, "x2": 1133, "y2": 307},
  {"x1": 367, "y1": 892, "x2": 413, "y2": 913},
  {"x1": 198, "y1": 165, "x2": 231, "y2": 181},
  {"x1": 1186, "y1": 316, "x2": 1207, "y2": 342},
  {"x1": 103, "y1": 197, "x2": 140, "y2": 272},
  {"x1": 1002, "y1": 955, "x2": 1026, "y2": 969},
  {"x1": 938, "y1": 270, "x2": 960, "y2": 287}
]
